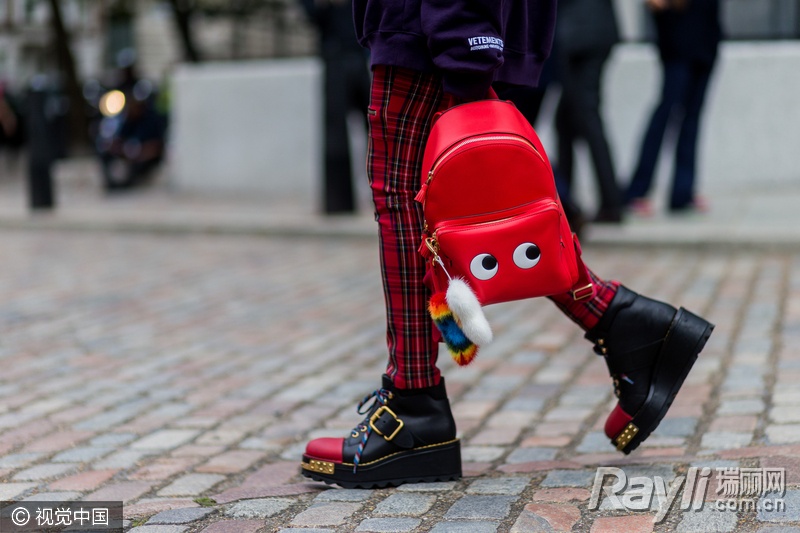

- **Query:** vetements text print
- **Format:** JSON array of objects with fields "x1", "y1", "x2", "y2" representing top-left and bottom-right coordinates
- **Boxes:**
[{"x1": 467, "y1": 36, "x2": 504, "y2": 52}]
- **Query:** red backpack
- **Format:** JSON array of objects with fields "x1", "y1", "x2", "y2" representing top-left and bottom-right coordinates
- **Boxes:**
[{"x1": 416, "y1": 98, "x2": 593, "y2": 363}]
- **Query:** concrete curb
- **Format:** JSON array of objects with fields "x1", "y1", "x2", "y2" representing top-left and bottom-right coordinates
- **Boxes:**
[{"x1": 3, "y1": 213, "x2": 800, "y2": 251}]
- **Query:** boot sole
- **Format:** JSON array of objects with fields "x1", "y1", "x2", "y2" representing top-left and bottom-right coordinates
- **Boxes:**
[
  {"x1": 612, "y1": 308, "x2": 714, "y2": 454},
  {"x1": 300, "y1": 439, "x2": 462, "y2": 489}
]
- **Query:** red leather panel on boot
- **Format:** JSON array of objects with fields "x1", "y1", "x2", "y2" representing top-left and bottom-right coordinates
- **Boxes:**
[
  {"x1": 605, "y1": 404, "x2": 633, "y2": 439},
  {"x1": 305, "y1": 437, "x2": 344, "y2": 463}
]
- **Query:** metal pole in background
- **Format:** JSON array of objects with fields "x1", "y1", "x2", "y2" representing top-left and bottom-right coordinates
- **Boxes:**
[{"x1": 26, "y1": 76, "x2": 59, "y2": 211}]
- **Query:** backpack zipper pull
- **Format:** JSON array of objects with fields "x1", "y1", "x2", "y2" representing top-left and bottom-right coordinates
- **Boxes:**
[{"x1": 414, "y1": 171, "x2": 434, "y2": 203}]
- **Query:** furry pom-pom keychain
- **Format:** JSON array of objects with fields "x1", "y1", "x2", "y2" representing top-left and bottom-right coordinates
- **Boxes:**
[
  {"x1": 428, "y1": 276, "x2": 493, "y2": 366},
  {"x1": 429, "y1": 292, "x2": 479, "y2": 366},
  {"x1": 446, "y1": 278, "x2": 493, "y2": 346}
]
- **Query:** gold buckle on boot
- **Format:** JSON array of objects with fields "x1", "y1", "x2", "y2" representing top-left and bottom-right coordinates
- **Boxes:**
[{"x1": 369, "y1": 406, "x2": 404, "y2": 441}]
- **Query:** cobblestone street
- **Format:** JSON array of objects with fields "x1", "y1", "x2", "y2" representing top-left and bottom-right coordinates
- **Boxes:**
[{"x1": 1, "y1": 226, "x2": 799, "y2": 532}]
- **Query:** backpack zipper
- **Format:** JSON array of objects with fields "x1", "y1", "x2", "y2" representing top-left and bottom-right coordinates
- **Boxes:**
[
  {"x1": 415, "y1": 134, "x2": 544, "y2": 205},
  {"x1": 428, "y1": 200, "x2": 559, "y2": 250}
]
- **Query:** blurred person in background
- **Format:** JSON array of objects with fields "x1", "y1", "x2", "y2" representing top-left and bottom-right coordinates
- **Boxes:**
[
  {"x1": 552, "y1": 0, "x2": 623, "y2": 224},
  {"x1": 0, "y1": 82, "x2": 25, "y2": 179},
  {"x1": 301, "y1": 0, "x2": 371, "y2": 214},
  {"x1": 94, "y1": 50, "x2": 167, "y2": 192},
  {"x1": 625, "y1": 0, "x2": 722, "y2": 215},
  {"x1": 495, "y1": 60, "x2": 589, "y2": 237},
  {"x1": 98, "y1": 85, "x2": 166, "y2": 191},
  {"x1": 0, "y1": 82, "x2": 22, "y2": 152}
]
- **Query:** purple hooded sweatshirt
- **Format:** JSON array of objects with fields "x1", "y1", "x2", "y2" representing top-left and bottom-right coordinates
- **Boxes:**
[{"x1": 353, "y1": 0, "x2": 558, "y2": 100}]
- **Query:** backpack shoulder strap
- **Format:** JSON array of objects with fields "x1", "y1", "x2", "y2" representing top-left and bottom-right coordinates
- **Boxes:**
[{"x1": 570, "y1": 234, "x2": 596, "y2": 301}]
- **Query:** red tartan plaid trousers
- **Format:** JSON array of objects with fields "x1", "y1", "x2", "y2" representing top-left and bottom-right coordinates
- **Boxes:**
[{"x1": 367, "y1": 65, "x2": 619, "y2": 389}]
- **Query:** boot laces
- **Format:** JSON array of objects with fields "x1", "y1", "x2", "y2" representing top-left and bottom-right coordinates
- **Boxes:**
[
  {"x1": 592, "y1": 337, "x2": 609, "y2": 357},
  {"x1": 351, "y1": 388, "x2": 393, "y2": 473},
  {"x1": 611, "y1": 374, "x2": 634, "y2": 399},
  {"x1": 594, "y1": 338, "x2": 637, "y2": 400}
]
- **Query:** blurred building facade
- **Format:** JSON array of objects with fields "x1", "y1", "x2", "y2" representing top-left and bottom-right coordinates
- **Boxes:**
[
  {"x1": 0, "y1": 0, "x2": 796, "y2": 91},
  {"x1": 0, "y1": 0, "x2": 103, "y2": 89},
  {"x1": 0, "y1": 0, "x2": 316, "y2": 89}
]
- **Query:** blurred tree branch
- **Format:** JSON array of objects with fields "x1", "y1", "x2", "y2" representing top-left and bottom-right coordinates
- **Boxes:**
[
  {"x1": 47, "y1": 0, "x2": 88, "y2": 149},
  {"x1": 167, "y1": 0, "x2": 202, "y2": 62},
  {"x1": 167, "y1": 0, "x2": 292, "y2": 61}
]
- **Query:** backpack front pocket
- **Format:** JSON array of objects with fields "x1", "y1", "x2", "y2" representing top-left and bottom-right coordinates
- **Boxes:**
[{"x1": 432, "y1": 202, "x2": 576, "y2": 306}]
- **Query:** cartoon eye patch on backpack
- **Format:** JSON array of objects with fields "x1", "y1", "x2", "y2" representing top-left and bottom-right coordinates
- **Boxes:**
[{"x1": 470, "y1": 242, "x2": 542, "y2": 280}]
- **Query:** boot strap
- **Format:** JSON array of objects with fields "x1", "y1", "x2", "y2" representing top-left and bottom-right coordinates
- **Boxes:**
[{"x1": 370, "y1": 405, "x2": 414, "y2": 449}]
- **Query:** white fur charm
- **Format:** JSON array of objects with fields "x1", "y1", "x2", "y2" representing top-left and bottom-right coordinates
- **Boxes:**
[{"x1": 446, "y1": 278, "x2": 493, "y2": 346}]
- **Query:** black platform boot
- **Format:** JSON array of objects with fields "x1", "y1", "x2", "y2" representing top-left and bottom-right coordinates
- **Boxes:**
[
  {"x1": 300, "y1": 375, "x2": 461, "y2": 488},
  {"x1": 585, "y1": 285, "x2": 714, "y2": 454}
]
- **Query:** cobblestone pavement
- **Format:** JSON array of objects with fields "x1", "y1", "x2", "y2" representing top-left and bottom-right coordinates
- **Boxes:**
[{"x1": 1, "y1": 227, "x2": 800, "y2": 533}]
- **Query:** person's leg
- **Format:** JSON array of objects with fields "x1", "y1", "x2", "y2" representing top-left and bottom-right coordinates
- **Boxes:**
[
  {"x1": 494, "y1": 83, "x2": 548, "y2": 127},
  {"x1": 554, "y1": 167, "x2": 587, "y2": 238},
  {"x1": 498, "y1": 84, "x2": 585, "y2": 235},
  {"x1": 626, "y1": 61, "x2": 690, "y2": 204},
  {"x1": 550, "y1": 265, "x2": 714, "y2": 454},
  {"x1": 549, "y1": 269, "x2": 619, "y2": 331},
  {"x1": 322, "y1": 55, "x2": 356, "y2": 213},
  {"x1": 554, "y1": 54, "x2": 579, "y2": 193},
  {"x1": 555, "y1": 97, "x2": 576, "y2": 192},
  {"x1": 367, "y1": 66, "x2": 448, "y2": 390},
  {"x1": 566, "y1": 50, "x2": 622, "y2": 221},
  {"x1": 669, "y1": 64, "x2": 714, "y2": 211},
  {"x1": 301, "y1": 65, "x2": 461, "y2": 488},
  {"x1": 348, "y1": 51, "x2": 372, "y2": 131}
]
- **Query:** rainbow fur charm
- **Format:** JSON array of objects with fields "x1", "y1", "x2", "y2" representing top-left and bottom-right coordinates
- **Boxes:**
[{"x1": 428, "y1": 278, "x2": 493, "y2": 366}]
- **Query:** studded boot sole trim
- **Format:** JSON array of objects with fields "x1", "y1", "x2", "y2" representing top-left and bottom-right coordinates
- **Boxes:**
[
  {"x1": 300, "y1": 439, "x2": 461, "y2": 489},
  {"x1": 611, "y1": 308, "x2": 714, "y2": 454}
]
